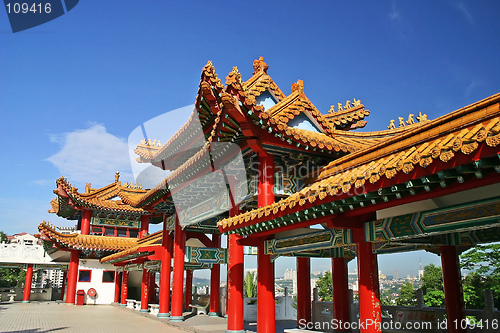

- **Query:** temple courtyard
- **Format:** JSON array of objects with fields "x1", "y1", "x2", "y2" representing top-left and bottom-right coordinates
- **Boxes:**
[{"x1": 0, "y1": 302, "x2": 298, "y2": 333}]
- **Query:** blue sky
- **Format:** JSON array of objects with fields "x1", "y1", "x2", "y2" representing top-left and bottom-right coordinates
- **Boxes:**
[{"x1": 1, "y1": 0, "x2": 499, "y2": 278}]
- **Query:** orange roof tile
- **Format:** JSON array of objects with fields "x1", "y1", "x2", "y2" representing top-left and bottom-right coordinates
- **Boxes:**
[
  {"x1": 100, "y1": 230, "x2": 163, "y2": 263},
  {"x1": 37, "y1": 221, "x2": 138, "y2": 251},
  {"x1": 217, "y1": 94, "x2": 500, "y2": 232}
]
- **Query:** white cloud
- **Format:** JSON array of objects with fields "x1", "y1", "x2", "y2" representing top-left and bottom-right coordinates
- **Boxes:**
[
  {"x1": 46, "y1": 124, "x2": 134, "y2": 187},
  {"x1": 389, "y1": 0, "x2": 401, "y2": 20}
]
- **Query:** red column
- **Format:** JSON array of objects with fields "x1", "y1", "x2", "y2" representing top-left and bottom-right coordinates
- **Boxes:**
[
  {"x1": 80, "y1": 210, "x2": 92, "y2": 235},
  {"x1": 140, "y1": 267, "x2": 150, "y2": 312},
  {"x1": 149, "y1": 272, "x2": 156, "y2": 304},
  {"x1": 170, "y1": 217, "x2": 186, "y2": 321},
  {"x1": 440, "y1": 245, "x2": 466, "y2": 333},
  {"x1": 355, "y1": 229, "x2": 381, "y2": 333},
  {"x1": 209, "y1": 233, "x2": 221, "y2": 316},
  {"x1": 114, "y1": 271, "x2": 121, "y2": 303},
  {"x1": 22, "y1": 264, "x2": 34, "y2": 303},
  {"x1": 139, "y1": 215, "x2": 149, "y2": 238},
  {"x1": 185, "y1": 269, "x2": 193, "y2": 311},
  {"x1": 65, "y1": 250, "x2": 80, "y2": 304},
  {"x1": 332, "y1": 257, "x2": 350, "y2": 331},
  {"x1": 60, "y1": 270, "x2": 67, "y2": 301},
  {"x1": 158, "y1": 228, "x2": 173, "y2": 317},
  {"x1": 257, "y1": 153, "x2": 275, "y2": 333},
  {"x1": 120, "y1": 270, "x2": 129, "y2": 305},
  {"x1": 227, "y1": 198, "x2": 244, "y2": 332},
  {"x1": 297, "y1": 257, "x2": 311, "y2": 325}
]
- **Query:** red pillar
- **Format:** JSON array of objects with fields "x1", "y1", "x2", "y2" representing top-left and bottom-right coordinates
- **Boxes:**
[
  {"x1": 60, "y1": 270, "x2": 67, "y2": 301},
  {"x1": 120, "y1": 270, "x2": 129, "y2": 305},
  {"x1": 440, "y1": 245, "x2": 466, "y2": 333},
  {"x1": 185, "y1": 269, "x2": 193, "y2": 311},
  {"x1": 140, "y1": 267, "x2": 150, "y2": 312},
  {"x1": 257, "y1": 153, "x2": 275, "y2": 333},
  {"x1": 149, "y1": 272, "x2": 156, "y2": 304},
  {"x1": 209, "y1": 233, "x2": 221, "y2": 316},
  {"x1": 139, "y1": 215, "x2": 149, "y2": 238},
  {"x1": 170, "y1": 217, "x2": 186, "y2": 321},
  {"x1": 227, "y1": 198, "x2": 244, "y2": 332},
  {"x1": 297, "y1": 257, "x2": 311, "y2": 325},
  {"x1": 65, "y1": 250, "x2": 80, "y2": 304},
  {"x1": 355, "y1": 229, "x2": 382, "y2": 333},
  {"x1": 80, "y1": 210, "x2": 92, "y2": 235},
  {"x1": 332, "y1": 257, "x2": 350, "y2": 331},
  {"x1": 114, "y1": 271, "x2": 121, "y2": 303},
  {"x1": 22, "y1": 264, "x2": 33, "y2": 303},
  {"x1": 158, "y1": 227, "x2": 173, "y2": 317}
]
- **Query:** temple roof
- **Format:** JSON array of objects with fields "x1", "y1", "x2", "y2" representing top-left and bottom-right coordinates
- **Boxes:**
[
  {"x1": 100, "y1": 230, "x2": 163, "y2": 263},
  {"x1": 217, "y1": 93, "x2": 500, "y2": 234},
  {"x1": 37, "y1": 221, "x2": 137, "y2": 251},
  {"x1": 52, "y1": 172, "x2": 152, "y2": 218}
]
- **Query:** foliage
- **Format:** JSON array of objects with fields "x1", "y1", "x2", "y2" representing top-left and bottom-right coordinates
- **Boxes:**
[
  {"x1": 423, "y1": 289, "x2": 445, "y2": 307},
  {"x1": 0, "y1": 268, "x2": 26, "y2": 288},
  {"x1": 315, "y1": 271, "x2": 333, "y2": 302},
  {"x1": 396, "y1": 282, "x2": 417, "y2": 306},
  {"x1": 421, "y1": 264, "x2": 445, "y2": 307},
  {"x1": 461, "y1": 244, "x2": 500, "y2": 278},
  {"x1": 461, "y1": 245, "x2": 500, "y2": 309},
  {"x1": 0, "y1": 231, "x2": 7, "y2": 243},
  {"x1": 243, "y1": 271, "x2": 257, "y2": 298}
]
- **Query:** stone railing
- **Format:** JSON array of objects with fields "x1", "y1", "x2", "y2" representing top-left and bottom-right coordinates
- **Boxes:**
[
  {"x1": 0, "y1": 242, "x2": 48, "y2": 263},
  {"x1": 311, "y1": 288, "x2": 500, "y2": 333}
]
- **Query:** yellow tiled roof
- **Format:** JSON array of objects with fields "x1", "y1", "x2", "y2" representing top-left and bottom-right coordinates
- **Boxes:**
[
  {"x1": 217, "y1": 93, "x2": 500, "y2": 232},
  {"x1": 37, "y1": 221, "x2": 138, "y2": 251},
  {"x1": 100, "y1": 230, "x2": 163, "y2": 263},
  {"x1": 54, "y1": 175, "x2": 149, "y2": 213}
]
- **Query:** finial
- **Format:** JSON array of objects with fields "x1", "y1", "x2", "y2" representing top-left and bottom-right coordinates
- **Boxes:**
[
  {"x1": 115, "y1": 171, "x2": 120, "y2": 182},
  {"x1": 387, "y1": 119, "x2": 396, "y2": 129},
  {"x1": 398, "y1": 117, "x2": 406, "y2": 127},
  {"x1": 406, "y1": 114, "x2": 415, "y2": 125},
  {"x1": 85, "y1": 183, "x2": 91, "y2": 194},
  {"x1": 291, "y1": 80, "x2": 304, "y2": 93},
  {"x1": 252, "y1": 56, "x2": 269, "y2": 74},
  {"x1": 416, "y1": 111, "x2": 428, "y2": 122}
]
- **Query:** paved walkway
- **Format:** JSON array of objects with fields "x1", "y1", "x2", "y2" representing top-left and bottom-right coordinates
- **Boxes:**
[{"x1": 0, "y1": 301, "x2": 298, "y2": 333}]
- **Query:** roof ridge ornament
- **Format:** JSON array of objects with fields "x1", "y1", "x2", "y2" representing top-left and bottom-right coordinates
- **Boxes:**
[
  {"x1": 328, "y1": 98, "x2": 361, "y2": 113},
  {"x1": 387, "y1": 112, "x2": 429, "y2": 129},
  {"x1": 291, "y1": 79, "x2": 304, "y2": 94},
  {"x1": 225, "y1": 66, "x2": 243, "y2": 88},
  {"x1": 253, "y1": 56, "x2": 269, "y2": 75}
]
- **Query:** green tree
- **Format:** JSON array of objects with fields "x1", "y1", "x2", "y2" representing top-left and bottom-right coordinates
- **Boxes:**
[
  {"x1": 421, "y1": 264, "x2": 445, "y2": 307},
  {"x1": 243, "y1": 271, "x2": 257, "y2": 298},
  {"x1": 0, "y1": 231, "x2": 7, "y2": 243},
  {"x1": 461, "y1": 244, "x2": 500, "y2": 278},
  {"x1": 396, "y1": 282, "x2": 417, "y2": 306},
  {"x1": 0, "y1": 231, "x2": 27, "y2": 288},
  {"x1": 461, "y1": 245, "x2": 500, "y2": 309},
  {"x1": 315, "y1": 271, "x2": 333, "y2": 301}
]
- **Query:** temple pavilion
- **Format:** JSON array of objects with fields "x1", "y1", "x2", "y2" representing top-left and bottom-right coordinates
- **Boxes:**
[{"x1": 31, "y1": 58, "x2": 499, "y2": 333}]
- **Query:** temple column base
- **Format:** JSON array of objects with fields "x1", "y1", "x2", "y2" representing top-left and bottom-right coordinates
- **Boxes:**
[
  {"x1": 157, "y1": 312, "x2": 170, "y2": 318},
  {"x1": 208, "y1": 312, "x2": 219, "y2": 317},
  {"x1": 169, "y1": 316, "x2": 184, "y2": 322},
  {"x1": 22, "y1": 300, "x2": 30, "y2": 303},
  {"x1": 226, "y1": 330, "x2": 245, "y2": 333},
  {"x1": 139, "y1": 309, "x2": 149, "y2": 313}
]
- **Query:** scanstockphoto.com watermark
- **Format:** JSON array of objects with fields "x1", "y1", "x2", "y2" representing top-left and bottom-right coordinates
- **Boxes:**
[{"x1": 298, "y1": 318, "x2": 499, "y2": 331}]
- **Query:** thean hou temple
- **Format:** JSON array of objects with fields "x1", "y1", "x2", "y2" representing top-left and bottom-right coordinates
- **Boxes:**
[{"x1": 14, "y1": 58, "x2": 500, "y2": 332}]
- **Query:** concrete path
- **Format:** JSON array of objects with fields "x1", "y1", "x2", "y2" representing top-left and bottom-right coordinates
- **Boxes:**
[
  {"x1": 0, "y1": 301, "x2": 298, "y2": 333},
  {"x1": 0, "y1": 302, "x2": 186, "y2": 333}
]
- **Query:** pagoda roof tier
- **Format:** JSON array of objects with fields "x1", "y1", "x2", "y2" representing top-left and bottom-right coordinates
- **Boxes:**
[
  {"x1": 133, "y1": 58, "x2": 386, "y2": 170},
  {"x1": 218, "y1": 92, "x2": 500, "y2": 235},
  {"x1": 51, "y1": 173, "x2": 152, "y2": 220},
  {"x1": 100, "y1": 230, "x2": 163, "y2": 263},
  {"x1": 37, "y1": 221, "x2": 137, "y2": 251}
]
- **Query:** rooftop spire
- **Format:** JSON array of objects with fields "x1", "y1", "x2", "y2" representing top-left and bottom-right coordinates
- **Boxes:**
[{"x1": 252, "y1": 56, "x2": 269, "y2": 74}]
